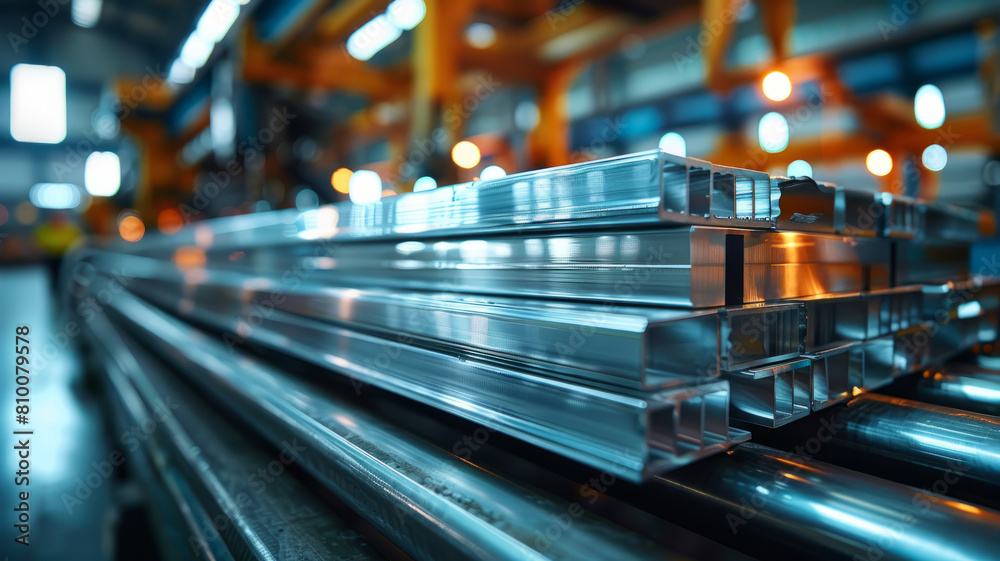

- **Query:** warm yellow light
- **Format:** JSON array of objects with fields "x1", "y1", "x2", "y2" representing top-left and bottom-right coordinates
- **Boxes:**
[
  {"x1": 381, "y1": 189, "x2": 397, "y2": 197},
  {"x1": 332, "y1": 167, "x2": 353, "y2": 194},
  {"x1": 451, "y1": 141, "x2": 481, "y2": 169},
  {"x1": 866, "y1": 149, "x2": 893, "y2": 176},
  {"x1": 762, "y1": 71, "x2": 791, "y2": 102},
  {"x1": 119, "y1": 215, "x2": 145, "y2": 242}
]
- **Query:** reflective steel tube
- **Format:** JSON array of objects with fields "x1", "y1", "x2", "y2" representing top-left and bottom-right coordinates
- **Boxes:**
[
  {"x1": 646, "y1": 443, "x2": 1000, "y2": 561},
  {"x1": 84, "y1": 310, "x2": 386, "y2": 561},
  {"x1": 833, "y1": 393, "x2": 1000, "y2": 484}
]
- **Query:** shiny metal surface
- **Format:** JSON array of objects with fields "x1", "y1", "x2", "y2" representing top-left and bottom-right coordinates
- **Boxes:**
[
  {"x1": 835, "y1": 393, "x2": 1000, "y2": 484},
  {"x1": 652, "y1": 443, "x2": 1000, "y2": 561},
  {"x1": 87, "y1": 251, "x2": 805, "y2": 388},
  {"x1": 914, "y1": 366, "x2": 1000, "y2": 416},
  {"x1": 85, "y1": 290, "x2": 686, "y2": 561},
  {"x1": 920, "y1": 202, "x2": 981, "y2": 243},
  {"x1": 101, "y1": 281, "x2": 742, "y2": 482},
  {"x1": 169, "y1": 226, "x2": 888, "y2": 308},
  {"x1": 796, "y1": 287, "x2": 922, "y2": 351},
  {"x1": 86, "y1": 310, "x2": 383, "y2": 561},
  {"x1": 803, "y1": 341, "x2": 862, "y2": 410},
  {"x1": 726, "y1": 359, "x2": 812, "y2": 427}
]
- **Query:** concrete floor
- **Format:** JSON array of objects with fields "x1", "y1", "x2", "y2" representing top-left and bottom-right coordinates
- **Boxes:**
[{"x1": 0, "y1": 265, "x2": 114, "y2": 560}]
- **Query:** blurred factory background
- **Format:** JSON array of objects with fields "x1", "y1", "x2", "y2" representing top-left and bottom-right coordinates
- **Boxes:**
[
  {"x1": 0, "y1": 0, "x2": 998, "y2": 254},
  {"x1": 4, "y1": 1, "x2": 1000, "y2": 560}
]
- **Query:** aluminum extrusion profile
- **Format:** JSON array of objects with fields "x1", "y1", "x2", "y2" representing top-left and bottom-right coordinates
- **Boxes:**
[
  {"x1": 725, "y1": 359, "x2": 813, "y2": 427},
  {"x1": 920, "y1": 202, "x2": 982, "y2": 242},
  {"x1": 88, "y1": 251, "x2": 805, "y2": 388},
  {"x1": 795, "y1": 287, "x2": 923, "y2": 351},
  {"x1": 85, "y1": 308, "x2": 686, "y2": 561},
  {"x1": 102, "y1": 283, "x2": 742, "y2": 482},
  {"x1": 803, "y1": 341, "x2": 862, "y2": 410}
]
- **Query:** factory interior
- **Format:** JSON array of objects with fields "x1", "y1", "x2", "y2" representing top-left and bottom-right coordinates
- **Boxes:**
[{"x1": 3, "y1": 0, "x2": 1000, "y2": 559}]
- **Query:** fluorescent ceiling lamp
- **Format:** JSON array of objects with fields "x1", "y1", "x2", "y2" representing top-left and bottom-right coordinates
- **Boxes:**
[
  {"x1": 168, "y1": 59, "x2": 196, "y2": 84},
  {"x1": 347, "y1": 14, "x2": 402, "y2": 61},
  {"x1": 29, "y1": 183, "x2": 82, "y2": 209},
  {"x1": 386, "y1": 0, "x2": 425, "y2": 30},
  {"x1": 84, "y1": 152, "x2": 121, "y2": 197},
  {"x1": 10, "y1": 64, "x2": 67, "y2": 144},
  {"x1": 180, "y1": 31, "x2": 214, "y2": 68},
  {"x1": 197, "y1": 0, "x2": 240, "y2": 44},
  {"x1": 72, "y1": 0, "x2": 102, "y2": 28}
]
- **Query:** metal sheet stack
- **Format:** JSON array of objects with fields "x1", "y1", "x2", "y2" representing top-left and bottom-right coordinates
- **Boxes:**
[{"x1": 69, "y1": 149, "x2": 998, "y2": 486}]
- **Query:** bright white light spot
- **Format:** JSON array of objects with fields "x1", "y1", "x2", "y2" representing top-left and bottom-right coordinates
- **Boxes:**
[
  {"x1": 758, "y1": 112, "x2": 789, "y2": 153},
  {"x1": 465, "y1": 23, "x2": 496, "y2": 49},
  {"x1": 386, "y1": 0, "x2": 425, "y2": 30},
  {"x1": 10, "y1": 64, "x2": 66, "y2": 144},
  {"x1": 84, "y1": 152, "x2": 121, "y2": 196},
  {"x1": 168, "y1": 59, "x2": 195, "y2": 84},
  {"x1": 349, "y1": 170, "x2": 382, "y2": 204},
  {"x1": 514, "y1": 100, "x2": 540, "y2": 130},
  {"x1": 413, "y1": 176, "x2": 437, "y2": 192},
  {"x1": 762, "y1": 71, "x2": 791, "y2": 102},
  {"x1": 922, "y1": 144, "x2": 948, "y2": 172},
  {"x1": 197, "y1": 0, "x2": 240, "y2": 44},
  {"x1": 180, "y1": 31, "x2": 214, "y2": 68},
  {"x1": 72, "y1": 0, "x2": 102, "y2": 28},
  {"x1": 866, "y1": 149, "x2": 892, "y2": 177},
  {"x1": 480, "y1": 165, "x2": 506, "y2": 181},
  {"x1": 914, "y1": 84, "x2": 945, "y2": 129},
  {"x1": 957, "y1": 301, "x2": 982, "y2": 319},
  {"x1": 295, "y1": 188, "x2": 319, "y2": 211},
  {"x1": 347, "y1": 14, "x2": 402, "y2": 61},
  {"x1": 787, "y1": 160, "x2": 813, "y2": 178},
  {"x1": 658, "y1": 132, "x2": 686, "y2": 157},
  {"x1": 29, "y1": 183, "x2": 82, "y2": 209}
]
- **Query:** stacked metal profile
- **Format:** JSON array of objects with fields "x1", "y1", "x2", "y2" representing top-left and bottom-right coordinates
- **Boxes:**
[
  {"x1": 72, "y1": 150, "x2": 999, "y2": 476},
  {"x1": 66, "y1": 149, "x2": 1000, "y2": 560}
]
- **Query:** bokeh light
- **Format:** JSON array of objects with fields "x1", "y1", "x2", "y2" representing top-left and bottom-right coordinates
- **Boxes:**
[
  {"x1": 866, "y1": 149, "x2": 893, "y2": 176},
  {"x1": 332, "y1": 167, "x2": 353, "y2": 194},
  {"x1": 452, "y1": 141, "x2": 481, "y2": 169},
  {"x1": 119, "y1": 215, "x2": 146, "y2": 242},
  {"x1": 158, "y1": 208, "x2": 184, "y2": 235},
  {"x1": 658, "y1": 132, "x2": 686, "y2": 157},
  {"x1": 922, "y1": 144, "x2": 948, "y2": 172},
  {"x1": 762, "y1": 71, "x2": 792, "y2": 102}
]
